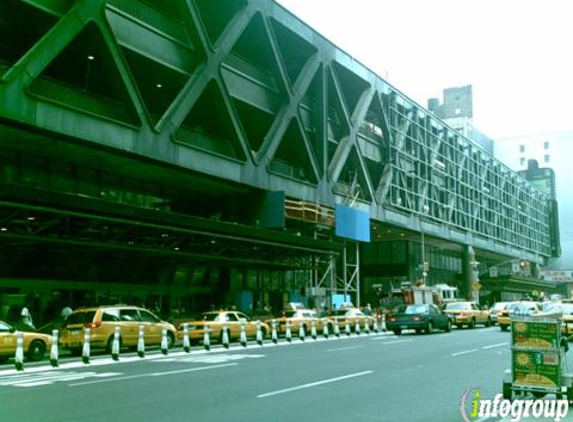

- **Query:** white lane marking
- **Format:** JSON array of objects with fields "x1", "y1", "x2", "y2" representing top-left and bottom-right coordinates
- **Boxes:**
[
  {"x1": 327, "y1": 346, "x2": 364, "y2": 352},
  {"x1": 451, "y1": 349, "x2": 479, "y2": 357},
  {"x1": 482, "y1": 342, "x2": 508, "y2": 350},
  {"x1": 69, "y1": 363, "x2": 237, "y2": 387},
  {"x1": 0, "y1": 371, "x2": 121, "y2": 388},
  {"x1": 380, "y1": 340, "x2": 414, "y2": 345},
  {"x1": 369, "y1": 336, "x2": 398, "y2": 341},
  {"x1": 257, "y1": 371, "x2": 373, "y2": 398},
  {"x1": 157, "y1": 353, "x2": 265, "y2": 364}
]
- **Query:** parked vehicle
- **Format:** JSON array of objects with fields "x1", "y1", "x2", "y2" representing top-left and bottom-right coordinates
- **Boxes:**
[
  {"x1": 0, "y1": 320, "x2": 52, "y2": 362},
  {"x1": 269, "y1": 308, "x2": 333, "y2": 337},
  {"x1": 176, "y1": 310, "x2": 269, "y2": 344},
  {"x1": 489, "y1": 302, "x2": 509, "y2": 325},
  {"x1": 329, "y1": 307, "x2": 376, "y2": 332},
  {"x1": 59, "y1": 305, "x2": 176, "y2": 354},
  {"x1": 386, "y1": 303, "x2": 451, "y2": 335},
  {"x1": 497, "y1": 301, "x2": 541, "y2": 331},
  {"x1": 443, "y1": 301, "x2": 491, "y2": 329}
]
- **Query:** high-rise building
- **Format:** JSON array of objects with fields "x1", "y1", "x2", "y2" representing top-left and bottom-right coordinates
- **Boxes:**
[
  {"x1": 428, "y1": 85, "x2": 493, "y2": 154},
  {"x1": 494, "y1": 132, "x2": 573, "y2": 270}
]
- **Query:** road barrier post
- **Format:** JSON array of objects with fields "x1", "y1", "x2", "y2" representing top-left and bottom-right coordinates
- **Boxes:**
[
  {"x1": 334, "y1": 321, "x2": 340, "y2": 338},
  {"x1": 256, "y1": 320, "x2": 263, "y2": 346},
  {"x1": 161, "y1": 328, "x2": 169, "y2": 355},
  {"x1": 355, "y1": 318, "x2": 361, "y2": 335},
  {"x1": 183, "y1": 323, "x2": 190, "y2": 353},
  {"x1": 285, "y1": 320, "x2": 292, "y2": 343},
  {"x1": 271, "y1": 320, "x2": 278, "y2": 344},
  {"x1": 345, "y1": 318, "x2": 351, "y2": 336},
  {"x1": 204, "y1": 324, "x2": 211, "y2": 351},
  {"x1": 14, "y1": 331, "x2": 24, "y2": 371},
  {"x1": 323, "y1": 321, "x2": 329, "y2": 339},
  {"x1": 311, "y1": 320, "x2": 317, "y2": 340},
  {"x1": 373, "y1": 318, "x2": 379, "y2": 334},
  {"x1": 82, "y1": 328, "x2": 91, "y2": 364},
  {"x1": 50, "y1": 329, "x2": 59, "y2": 367},
  {"x1": 240, "y1": 321, "x2": 247, "y2": 347},
  {"x1": 381, "y1": 313, "x2": 388, "y2": 332},
  {"x1": 298, "y1": 323, "x2": 305, "y2": 341},
  {"x1": 365, "y1": 318, "x2": 370, "y2": 335},
  {"x1": 222, "y1": 323, "x2": 229, "y2": 349},
  {"x1": 137, "y1": 325, "x2": 145, "y2": 358},
  {"x1": 111, "y1": 326, "x2": 120, "y2": 361}
]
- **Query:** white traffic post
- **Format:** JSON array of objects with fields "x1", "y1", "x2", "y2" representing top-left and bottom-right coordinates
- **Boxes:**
[
  {"x1": 137, "y1": 325, "x2": 145, "y2": 358},
  {"x1": 161, "y1": 328, "x2": 169, "y2": 355},
  {"x1": 298, "y1": 323, "x2": 305, "y2": 341},
  {"x1": 345, "y1": 318, "x2": 351, "y2": 336},
  {"x1": 222, "y1": 323, "x2": 229, "y2": 349},
  {"x1": 271, "y1": 320, "x2": 278, "y2": 344},
  {"x1": 323, "y1": 321, "x2": 329, "y2": 339},
  {"x1": 82, "y1": 328, "x2": 91, "y2": 364},
  {"x1": 373, "y1": 317, "x2": 379, "y2": 334},
  {"x1": 285, "y1": 320, "x2": 292, "y2": 343},
  {"x1": 182, "y1": 323, "x2": 190, "y2": 353},
  {"x1": 311, "y1": 320, "x2": 317, "y2": 340},
  {"x1": 111, "y1": 326, "x2": 120, "y2": 361},
  {"x1": 365, "y1": 318, "x2": 370, "y2": 335},
  {"x1": 256, "y1": 320, "x2": 263, "y2": 346},
  {"x1": 381, "y1": 313, "x2": 388, "y2": 332},
  {"x1": 334, "y1": 321, "x2": 340, "y2": 338},
  {"x1": 240, "y1": 321, "x2": 247, "y2": 347},
  {"x1": 50, "y1": 329, "x2": 59, "y2": 367},
  {"x1": 14, "y1": 331, "x2": 24, "y2": 371},
  {"x1": 203, "y1": 323, "x2": 211, "y2": 351},
  {"x1": 355, "y1": 318, "x2": 361, "y2": 335}
]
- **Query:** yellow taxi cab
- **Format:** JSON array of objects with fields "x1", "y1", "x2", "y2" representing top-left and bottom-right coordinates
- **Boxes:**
[
  {"x1": 329, "y1": 307, "x2": 376, "y2": 332},
  {"x1": 176, "y1": 311, "x2": 270, "y2": 344},
  {"x1": 443, "y1": 301, "x2": 491, "y2": 329},
  {"x1": 59, "y1": 305, "x2": 176, "y2": 354},
  {"x1": 497, "y1": 301, "x2": 541, "y2": 331},
  {"x1": 0, "y1": 320, "x2": 53, "y2": 362}
]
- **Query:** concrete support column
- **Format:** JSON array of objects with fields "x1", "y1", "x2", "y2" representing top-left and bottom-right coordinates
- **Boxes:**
[{"x1": 462, "y1": 245, "x2": 476, "y2": 301}]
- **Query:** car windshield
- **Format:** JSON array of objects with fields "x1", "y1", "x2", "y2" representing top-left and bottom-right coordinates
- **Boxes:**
[
  {"x1": 404, "y1": 305, "x2": 428, "y2": 314},
  {"x1": 490, "y1": 303, "x2": 507, "y2": 311},
  {"x1": 545, "y1": 304, "x2": 573, "y2": 315},
  {"x1": 445, "y1": 303, "x2": 469, "y2": 311}
]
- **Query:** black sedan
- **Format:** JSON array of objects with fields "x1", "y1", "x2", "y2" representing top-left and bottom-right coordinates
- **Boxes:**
[{"x1": 386, "y1": 303, "x2": 452, "y2": 335}]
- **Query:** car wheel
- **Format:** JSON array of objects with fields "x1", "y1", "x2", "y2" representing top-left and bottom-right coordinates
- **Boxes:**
[
  {"x1": 393, "y1": 329, "x2": 401, "y2": 336},
  {"x1": 500, "y1": 325, "x2": 508, "y2": 332},
  {"x1": 0, "y1": 356, "x2": 9, "y2": 363},
  {"x1": 27, "y1": 340, "x2": 46, "y2": 361},
  {"x1": 444, "y1": 320, "x2": 452, "y2": 333},
  {"x1": 485, "y1": 317, "x2": 492, "y2": 327},
  {"x1": 456, "y1": 324, "x2": 462, "y2": 329},
  {"x1": 425, "y1": 322, "x2": 433, "y2": 334},
  {"x1": 468, "y1": 318, "x2": 476, "y2": 329}
]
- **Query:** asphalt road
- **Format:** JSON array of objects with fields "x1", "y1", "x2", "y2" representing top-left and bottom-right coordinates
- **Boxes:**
[{"x1": 1, "y1": 327, "x2": 571, "y2": 422}]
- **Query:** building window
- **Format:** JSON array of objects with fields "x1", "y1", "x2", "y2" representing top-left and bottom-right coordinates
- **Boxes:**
[
  {"x1": 520, "y1": 157, "x2": 525, "y2": 166},
  {"x1": 519, "y1": 144, "x2": 525, "y2": 153},
  {"x1": 544, "y1": 141, "x2": 550, "y2": 150},
  {"x1": 544, "y1": 154, "x2": 550, "y2": 163}
]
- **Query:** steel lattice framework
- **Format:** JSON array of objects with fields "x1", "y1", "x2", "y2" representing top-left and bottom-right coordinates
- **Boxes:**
[{"x1": 0, "y1": 0, "x2": 552, "y2": 265}]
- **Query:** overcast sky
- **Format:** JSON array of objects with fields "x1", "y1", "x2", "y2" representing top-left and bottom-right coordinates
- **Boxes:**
[{"x1": 274, "y1": 0, "x2": 573, "y2": 140}]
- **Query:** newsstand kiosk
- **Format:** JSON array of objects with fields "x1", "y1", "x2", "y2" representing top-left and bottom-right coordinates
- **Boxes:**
[{"x1": 503, "y1": 316, "x2": 573, "y2": 400}]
